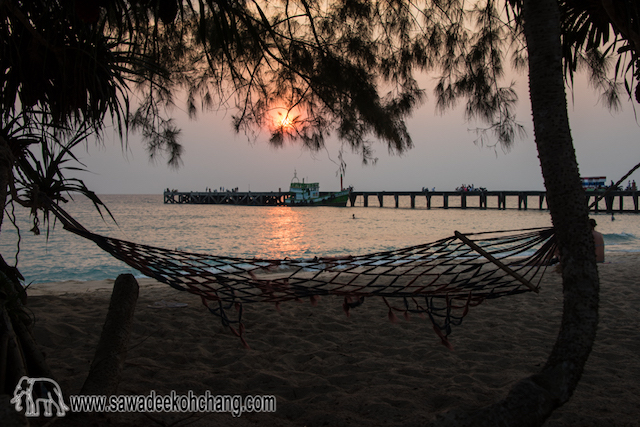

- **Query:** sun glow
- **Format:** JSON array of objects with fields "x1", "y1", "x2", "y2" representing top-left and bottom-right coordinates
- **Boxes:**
[
  {"x1": 278, "y1": 114, "x2": 293, "y2": 130},
  {"x1": 270, "y1": 106, "x2": 303, "y2": 135},
  {"x1": 269, "y1": 106, "x2": 305, "y2": 144}
]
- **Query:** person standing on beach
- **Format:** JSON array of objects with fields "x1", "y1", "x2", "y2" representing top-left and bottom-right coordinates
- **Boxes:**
[
  {"x1": 553, "y1": 218, "x2": 604, "y2": 266},
  {"x1": 590, "y1": 219, "x2": 605, "y2": 263}
]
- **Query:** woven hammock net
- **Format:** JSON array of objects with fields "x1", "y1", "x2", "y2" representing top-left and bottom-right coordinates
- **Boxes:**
[{"x1": 51, "y1": 205, "x2": 556, "y2": 349}]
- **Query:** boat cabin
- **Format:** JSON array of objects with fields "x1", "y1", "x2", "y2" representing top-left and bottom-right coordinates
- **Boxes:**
[
  {"x1": 581, "y1": 176, "x2": 606, "y2": 190},
  {"x1": 290, "y1": 174, "x2": 320, "y2": 201}
]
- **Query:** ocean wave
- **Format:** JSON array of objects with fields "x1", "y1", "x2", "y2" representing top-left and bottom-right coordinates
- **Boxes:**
[
  {"x1": 603, "y1": 232, "x2": 637, "y2": 243},
  {"x1": 603, "y1": 232, "x2": 640, "y2": 253}
]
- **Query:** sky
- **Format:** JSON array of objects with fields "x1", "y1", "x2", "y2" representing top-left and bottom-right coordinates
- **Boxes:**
[{"x1": 71, "y1": 73, "x2": 640, "y2": 195}]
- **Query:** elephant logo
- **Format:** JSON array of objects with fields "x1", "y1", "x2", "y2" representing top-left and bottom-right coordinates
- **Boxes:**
[{"x1": 10, "y1": 376, "x2": 70, "y2": 417}]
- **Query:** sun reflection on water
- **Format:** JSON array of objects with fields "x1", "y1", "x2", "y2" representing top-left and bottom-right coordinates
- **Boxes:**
[{"x1": 260, "y1": 207, "x2": 307, "y2": 258}]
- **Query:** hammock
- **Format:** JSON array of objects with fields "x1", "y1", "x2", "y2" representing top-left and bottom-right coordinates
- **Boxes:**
[{"x1": 50, "y1": 204, "x2": 556, "y2": 349}]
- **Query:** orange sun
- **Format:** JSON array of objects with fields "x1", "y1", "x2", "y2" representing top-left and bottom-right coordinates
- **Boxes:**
[
  {"x1": 271, "y1": 107, "x2": 302, "y2": 137},
  {"x1": 278, "y1": 114, "x2": 294, "y2": 130}
]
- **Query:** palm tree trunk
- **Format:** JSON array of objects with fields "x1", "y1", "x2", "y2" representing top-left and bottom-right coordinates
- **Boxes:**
[
  {"x1": 430, "y1": 0, "x2": 599, "y2": 425},
  {"x1": 523, "y1": 0, "x2": 600, "y2": 397}
]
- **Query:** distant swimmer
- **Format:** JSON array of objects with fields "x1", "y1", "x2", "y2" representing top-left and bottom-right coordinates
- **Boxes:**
[{"x1": 352, "y1": 214, "x2": 356, "y2": 219}]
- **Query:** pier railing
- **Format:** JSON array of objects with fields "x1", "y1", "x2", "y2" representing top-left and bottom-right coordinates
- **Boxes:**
[{"x1": 163, "y1": 190, "x2": 640, "y2": 212}]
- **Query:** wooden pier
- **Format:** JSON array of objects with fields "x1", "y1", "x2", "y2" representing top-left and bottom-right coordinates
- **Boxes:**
[
  {"x1": 164, "y1": 190, "x2": 290, "y2": 205},
  {"x1": 164, "y1": 190, "x2": 640, "y2": 212},
  {"x1": 348, "y1": 190, "x2": 548, "y2": 210}
]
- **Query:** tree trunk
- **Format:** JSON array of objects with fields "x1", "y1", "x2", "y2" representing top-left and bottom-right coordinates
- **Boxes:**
[
  {"x1": 430, "y1": 0, "x2": 599, "y2": 425},
  {"x1": 523, "y1": 0, "x2": 600, "y2": 401}
]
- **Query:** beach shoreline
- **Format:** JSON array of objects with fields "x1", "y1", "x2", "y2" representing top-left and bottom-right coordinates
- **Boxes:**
[{"x1": 22, "y1": 253, "x2": 640, "y2": 426}]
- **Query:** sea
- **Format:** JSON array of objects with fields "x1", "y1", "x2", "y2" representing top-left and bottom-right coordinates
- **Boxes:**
[{"x1": 1, "y1": 194, "x2": 639, "y2": 284}]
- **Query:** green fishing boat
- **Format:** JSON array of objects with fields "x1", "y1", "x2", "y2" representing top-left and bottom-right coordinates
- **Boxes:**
[{"x1": 285, "y1": 171, "x2": 350, "y2": 206}]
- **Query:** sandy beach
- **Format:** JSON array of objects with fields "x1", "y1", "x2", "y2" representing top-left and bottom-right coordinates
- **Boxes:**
[{"x1": 22, "y1": 253, "x2": 640, "y2": 426}]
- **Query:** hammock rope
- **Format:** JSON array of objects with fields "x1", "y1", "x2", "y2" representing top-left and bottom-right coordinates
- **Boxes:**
[{"x1": 49, "y1": 203, "x2": 556, "y2": 349}]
